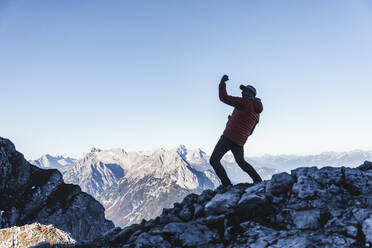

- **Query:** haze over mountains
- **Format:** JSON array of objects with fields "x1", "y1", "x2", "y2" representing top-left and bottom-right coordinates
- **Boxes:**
[
  {"x1": 30, "y1": 148, "x2": 372, "y2": 172},
  {"x1": 29, "y1": 146, "x2": 372, "y2": 227}
]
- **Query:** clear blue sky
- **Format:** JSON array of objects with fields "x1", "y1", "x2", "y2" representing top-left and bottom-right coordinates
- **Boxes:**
[{"x1": 1, "y1": 0, "x2": 372, "y2": 159}]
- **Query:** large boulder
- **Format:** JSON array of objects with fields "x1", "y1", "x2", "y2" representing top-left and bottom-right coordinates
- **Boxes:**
[{"x1": 266, "y1": 172, "x2": 294, "y2": 196}]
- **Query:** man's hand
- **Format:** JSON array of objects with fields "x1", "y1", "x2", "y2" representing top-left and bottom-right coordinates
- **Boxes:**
[{"x1": 221, "y1": 74, "x2": 229, "y2": 83}]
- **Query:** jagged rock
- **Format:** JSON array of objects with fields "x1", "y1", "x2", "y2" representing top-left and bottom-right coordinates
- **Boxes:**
[
  {"x1": 346, "y1": 225, "x2": 358, "y2": 238},
  {"x1": 236, "y1": 193, "x2": 270, "y2": 221},
  {"x1": 197, "y1": 189, "x2": 215, "y2": 204},
  {"x1": 102, "y1": 227, "x2": 122, "y2": 238},
  {"x1": 291, "y1": 210, "x2": 321, "y2": 230},
  {"x1": 144, "y1": 219, "x2": 157, "y2": 229},
  {"x1": 160, "y1": 222, "x2": 220, "y2": 247},
  {"x1": 110, "y1": 224, "x2": 141, "y2": 243},
  {"x1": 182, "y1": 193, "x2": 199, "y2": 206},
  {"x1": 134, "y1": 233, "x2": 172, "y2": 248},
  {"x1": 0, "y1": 223, "x2": 75, "y2": 248},
  {"x1": 205, "y1": 189, "x2": 241, "y2": 216},
  {"x1": 178, "y1": 205, "x2": 193, "y2": 221},
  {"x1": 201, "y1": 214, "x2": 225, "y2": 226},
  {"x1": 159, "y1": 214, "x2": 182, "y2": 225},
  {"x1": 193, "y1": 203, "x2": 204, "y2": 218},
  {"x1": 358, "y1": 161, "x2": 372, "y2": 171},
  {"x1": 269, "y1": 234, "x2": 312, "y2": 248},
  {"x1": 291, "y1": 167, "x2": 319, "y2": 199},
  {"x1": 0, "y1": 137, "x2": 114, "y2": 241},
  {"x1": 266, "y1": 172, "x2": 294, "y2": 195},
  {"x1": 363, "y1": 215, "x2": 372, "y2": 244},
  {"x1": 243, "y1": 182, "x2": 265, "y2": 195}
]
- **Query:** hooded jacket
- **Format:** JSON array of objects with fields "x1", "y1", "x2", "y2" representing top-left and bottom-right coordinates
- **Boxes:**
[{"x1": 219, "y1": 82, "x2": 263, "y2": 146}]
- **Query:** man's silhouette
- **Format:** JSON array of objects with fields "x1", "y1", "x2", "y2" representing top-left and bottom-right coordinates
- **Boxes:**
[{"x1": 210, "y1": 74, "x2": 263, "y2": 186}]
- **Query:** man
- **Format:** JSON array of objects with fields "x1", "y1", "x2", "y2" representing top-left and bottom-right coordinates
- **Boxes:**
[{"x1": 210, "y1": 74, "x2": 263, "y2": 186}]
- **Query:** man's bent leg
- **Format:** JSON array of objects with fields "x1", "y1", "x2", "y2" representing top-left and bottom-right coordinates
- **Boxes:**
[
  {"x1": 209, "y1": 136, "x2": 232, "y2": 186},
  {"x1": 231, "y1": 146, "x2": 262, "y2": 183}
]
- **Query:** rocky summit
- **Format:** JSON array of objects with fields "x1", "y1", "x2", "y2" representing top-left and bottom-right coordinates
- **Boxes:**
[
  {"x1": 50, "y1": 161, "x2": 372, "y2": 248},
  {"x1": 0, "y1": 137, "x2": 114, "y2": 241}
]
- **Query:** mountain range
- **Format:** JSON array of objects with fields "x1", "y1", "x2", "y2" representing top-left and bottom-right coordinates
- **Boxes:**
[{"x1": 29, "y1": 147, "x2": 372, "y2": 227}]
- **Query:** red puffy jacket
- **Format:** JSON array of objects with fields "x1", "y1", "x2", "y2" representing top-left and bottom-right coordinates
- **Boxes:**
[{"x1": 219, "y1": 82, "x2": 263, "y2": 146}]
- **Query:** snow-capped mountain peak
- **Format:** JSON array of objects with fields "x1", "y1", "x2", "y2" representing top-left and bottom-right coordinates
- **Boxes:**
[{"x1": 29, "y1": 154, "x2": 75, "y2": 169}]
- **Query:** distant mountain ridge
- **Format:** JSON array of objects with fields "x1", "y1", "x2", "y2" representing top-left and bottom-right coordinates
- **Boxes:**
[
  {"x1": 29, "y1": 154, "x2": 75, "y2": 169},
  {"x1": 247, "y1": 149, "x2": 372, "y2": 172}
]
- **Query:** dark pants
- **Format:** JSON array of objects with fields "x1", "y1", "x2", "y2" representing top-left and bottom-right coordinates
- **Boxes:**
[{"x1": 209, "y1": 135, "x2": 263, "y2": 186}]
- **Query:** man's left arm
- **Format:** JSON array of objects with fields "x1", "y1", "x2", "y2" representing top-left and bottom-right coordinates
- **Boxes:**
[{"x1": 219, "y1": 75, "x2": 244, "y2": 109}]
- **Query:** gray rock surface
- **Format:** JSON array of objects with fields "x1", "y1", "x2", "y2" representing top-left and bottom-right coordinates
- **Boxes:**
[
  {"x1": 0, "y1": 137, "x2": 114, "y2": 241},
  {"x1": 363, "y1": 215, "x2": 372, "y2": 243},
  {"x1": 205, "y1": 188, "x2": 241, "y2": 215},
  {"x1": 266, "y1": 172, "x2": 294, "y2": 195},
  {"x1": 291, "y1": 209, "x2": 321, "y2": 229}
]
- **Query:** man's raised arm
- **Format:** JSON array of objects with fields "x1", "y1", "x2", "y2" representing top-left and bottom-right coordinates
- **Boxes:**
[{"x1": 218, "y1": 75, "x2": 244, "y2": 109}]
